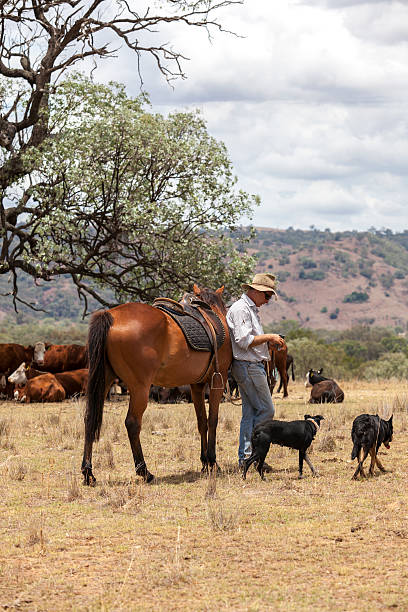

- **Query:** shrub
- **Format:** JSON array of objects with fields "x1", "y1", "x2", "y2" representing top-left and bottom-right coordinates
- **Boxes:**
[
  {"x1": 299, "y1": 269, "x2": 326, "y2": 281},
  {"x1": 277, "y1": 270, "x2": 291, "y2": 282},
  {"x1": 278, "y1": 254, "x2": 290, "y2": 265},
  {"x1": 361, "y1": 352, "x2": 408, "y2": 380},
  {"x1": 320, "y1": 306, "x2": 327, "y2": 313},
  {"x1": 380, "y1": 272, "x2": 394, "y2": 290},
  {"x1": 300, "y1": 257, "x2": 317, "y2": 269},
  {"x1": 288, "y1": 337, "x2": 348, "y2": 379},
  {"x1": 343, "y1": 291, "x2": 369, "y2": 303}
]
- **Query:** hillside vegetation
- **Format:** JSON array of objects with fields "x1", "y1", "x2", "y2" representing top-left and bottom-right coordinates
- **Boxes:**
[
  {"x1": 2, "y1": 227, "x2": 408, "y2": 380},
  {"x1": 251, "y1": 227, "x2": 408, "y2": 332}
]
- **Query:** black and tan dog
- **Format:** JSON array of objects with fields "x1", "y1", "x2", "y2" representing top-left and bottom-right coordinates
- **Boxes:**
[
  {"x1": 351, "y1": 413, "x2": 393, "y2": 480},
  {"x1": 242, "y1": 414, "x2": 324, "y2": 480}
]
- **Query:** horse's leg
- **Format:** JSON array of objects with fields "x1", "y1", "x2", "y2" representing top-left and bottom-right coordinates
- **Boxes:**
[
  {"x1": 125, "y1": 385, "x2": 154, "y2": 483},
  {"x1": 282, "y1": 370, "x2": 289, "y2": 398},
  {"x1": 207, "y1": 374, "x2": 226, "y2": 469},
  {"x1": 190, "y1": 383, "x2": 208, "y2": 472}
]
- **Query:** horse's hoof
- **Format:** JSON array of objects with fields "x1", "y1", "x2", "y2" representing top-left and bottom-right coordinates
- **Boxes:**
[
  {"x1": 201, "y1": 464, "x2": 209, "y2": 474},
  {"x1": 298, "y1": 473, "x2": 304, "y2": 480},
  {"x1": 145, "y1": 471, "x2": 155, "y2": 484},
  {"x1": 82, "y1": 469, "x2": 96, "y2": 486}
]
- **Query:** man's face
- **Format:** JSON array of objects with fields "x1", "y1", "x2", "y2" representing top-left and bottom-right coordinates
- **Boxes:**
[{"x1": 248, "y1": 289, "x2": 273, "y2": 307}]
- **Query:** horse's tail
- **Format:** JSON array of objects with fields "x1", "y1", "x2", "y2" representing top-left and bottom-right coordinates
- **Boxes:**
[
  {"x1": 85, "y1": 310, "x2": 114, "y2": 443},
  {"x1": 291, "y1": 360, "x2": 295, "y2": 381}
]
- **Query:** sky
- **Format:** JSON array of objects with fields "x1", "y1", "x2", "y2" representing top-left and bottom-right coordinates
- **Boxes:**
[{"x1": 93, "y1": 0, "x2": 408, "y2": 233}]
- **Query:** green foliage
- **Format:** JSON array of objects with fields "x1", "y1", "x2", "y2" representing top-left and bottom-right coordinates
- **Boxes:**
[
  {"x1": 320, "y1": 306, "x2": 328, "y2": 313},
  {"x1": 288, "y1": 338, "x2": 348, "y2": 379},
  {"x1": 16, "y1": 75, "x2": 258, "y2": 304},
  {"x1": 276, "y1": 270, "x2": 291, "y2": 282},
  {"x1": 299, "y1": 257, "x2": 317, "y2": 269},
  {"x1": 379, "y1": 272, "x2": 394, "y2": 290},
  {"x1": 278, "y1": 254, "x2": 290, "y2": 265},
  {"x1": 278, "y1": 291, "x2": 296, "y2": 303},
  {"x1": 299, "y1": 269, "x2": 326, "y2": 280},
  {"x1": 380, "y1": 336, "x2": 408, "y2": 355},
  {"x1": 264, "y1": 323, "x2": 408, "y2": 379},
  {"x1": 358, "y1": 259, "x2": 374, "y2": 279},
  {"x1": 361, "y1": 352, "x2": 408, "y2": 380},
  {"x1": 343, "y1": 291, "x2": 369, "y2": 303},
  {"x1": 0, "y1": 316, "x2": 88, "y2": 344}
]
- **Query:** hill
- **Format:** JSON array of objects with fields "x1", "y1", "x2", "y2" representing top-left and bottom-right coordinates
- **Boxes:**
[
  {"x1": 251, "y1": 227, "x2": 408, "y2": 331},
  {"x1": 1, "y1": 227, "x2": 408, "y2": 333}
]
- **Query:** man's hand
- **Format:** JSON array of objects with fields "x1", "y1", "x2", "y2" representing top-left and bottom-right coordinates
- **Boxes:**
[
  {"x1": 250, "y1": 333, "x2": 286, "y2": 350},
  {"x1": 266, "y1": 334, "x2": 286, "y2": 351}
]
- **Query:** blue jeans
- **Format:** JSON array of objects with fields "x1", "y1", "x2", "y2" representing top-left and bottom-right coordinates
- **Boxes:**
[{"x1": 231, "y1": 360, "x2": 275, "y2": 462}]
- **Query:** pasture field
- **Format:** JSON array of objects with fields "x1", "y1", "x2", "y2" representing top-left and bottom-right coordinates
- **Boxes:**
[{"x1": 1, "y1": 380, "x2": 408, "y2": 611}]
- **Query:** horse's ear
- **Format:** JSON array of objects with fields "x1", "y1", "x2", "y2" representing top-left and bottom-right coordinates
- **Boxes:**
[
  {"x1": 193, "y1": 284, "x2": 200, "y2": 295},
  {"x1": 216, "y1": 286, "x2": 224, "y2": 294}
]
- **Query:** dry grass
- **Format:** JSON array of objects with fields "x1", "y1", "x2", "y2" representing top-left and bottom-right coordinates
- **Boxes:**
[{"x1": 1, "y1": 380, "x2": 408, "y2": 611}]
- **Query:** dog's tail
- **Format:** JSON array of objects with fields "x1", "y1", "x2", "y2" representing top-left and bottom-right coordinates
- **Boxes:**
[{"x1": 351, "y1": 439, "x2": 360, "y2": 460}]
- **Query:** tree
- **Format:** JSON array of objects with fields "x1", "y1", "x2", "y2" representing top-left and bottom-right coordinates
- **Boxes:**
[
  {"x1": 3, "y1": 75, "x2": 258, "y2": 311},
  {"x1": 0, "y1": 0, "x2": 247, "y2": 311}
]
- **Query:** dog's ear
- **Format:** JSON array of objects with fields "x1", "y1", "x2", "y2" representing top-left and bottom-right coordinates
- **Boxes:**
[
  {"x1": 389, "y1": 414, "x2": 393, "y2": 423},
  {"x1": 304, "y1": 414, "x2": 311, "y2": 420},
  {"x1": 318, "y1": 368, "x2": 323, "y2": 374}
]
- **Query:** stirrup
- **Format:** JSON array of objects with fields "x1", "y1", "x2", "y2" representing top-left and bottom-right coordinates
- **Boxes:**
[{"x1": 211, "y1": 371, "x2": 224, "y2": 390}]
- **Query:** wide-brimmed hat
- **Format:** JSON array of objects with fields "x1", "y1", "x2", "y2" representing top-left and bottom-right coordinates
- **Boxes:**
[{"x1": 242, "y1": 273, "x2": 277, "y2": 298}]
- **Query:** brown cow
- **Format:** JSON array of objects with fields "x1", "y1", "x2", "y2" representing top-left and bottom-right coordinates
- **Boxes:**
[
  {"x1": 0, "y1": 342, "x2": 45, "y2": 398},
  {"x1": 306, "y1": 369, "x2": 344, "y2": 403},
  {"x1": 14, "y1": 373, "x2": 66, "y2": 403},
  {"x1": 267, "y1": 341, "x2": 289, "y2": 398},
  {"x1": 9, "y1": 362, "x2": 88, "y2": 398},
  {"x1": 34, "y1": 344, "x2": 87, "y2": 373}
]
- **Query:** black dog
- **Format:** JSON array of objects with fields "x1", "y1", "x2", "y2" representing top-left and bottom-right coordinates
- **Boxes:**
[
  {"x1": 351, "y1": 413, "x2": 393, "y2": 480},
  {"x1": 242, "y1": 414, "x2": 324, "y2": 480}
]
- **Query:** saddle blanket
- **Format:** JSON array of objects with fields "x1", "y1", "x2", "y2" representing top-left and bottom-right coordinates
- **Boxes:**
[{"x1": 154, "y1": 302, "x2": 224, "y2": 352}]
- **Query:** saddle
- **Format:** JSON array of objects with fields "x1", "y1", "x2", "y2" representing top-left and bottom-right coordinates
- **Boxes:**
[{"x1": 153, "y1": 293, "x2": 226, "y2": 387}]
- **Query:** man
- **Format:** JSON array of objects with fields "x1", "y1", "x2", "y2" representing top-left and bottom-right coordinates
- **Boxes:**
[{"x1": 226, "y1": 273, "x2": 285, "y2": 468}]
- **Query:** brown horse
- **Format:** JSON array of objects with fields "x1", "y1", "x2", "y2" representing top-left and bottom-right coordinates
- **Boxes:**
[
  {"x1": 81, "y1": 285, "x2": 232, "y2": 484},
  {"x1": 266, "y1": 340, "x2": 289, "y2": 397}
]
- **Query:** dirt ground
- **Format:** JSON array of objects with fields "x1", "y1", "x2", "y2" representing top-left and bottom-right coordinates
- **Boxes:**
[{"x1": 0, "y1": 380, "x2": 407, "y2": 611}]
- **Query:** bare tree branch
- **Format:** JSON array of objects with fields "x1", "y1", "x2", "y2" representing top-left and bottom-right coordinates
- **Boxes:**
[{"x1": 0, "y1": 1, "x2": 249, "y2": 313}]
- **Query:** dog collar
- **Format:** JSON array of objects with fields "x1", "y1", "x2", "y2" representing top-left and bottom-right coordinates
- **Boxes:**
[{"x1": 307, "y1": 418, "x2": 320, "y2": 431}]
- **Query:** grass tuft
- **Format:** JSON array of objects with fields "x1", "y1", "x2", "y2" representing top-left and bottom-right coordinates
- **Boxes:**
[
  {"x1": 66, "y1": 472, "x2": 81, "y2": 502},
  {"x1": 207, "y1": 499, "x2": 239, "y2": 532}
]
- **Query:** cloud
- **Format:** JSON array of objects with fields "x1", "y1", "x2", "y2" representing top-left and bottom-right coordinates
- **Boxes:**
[{"x1": 90, "y1": 0, "x2": 408, "y2": 232}]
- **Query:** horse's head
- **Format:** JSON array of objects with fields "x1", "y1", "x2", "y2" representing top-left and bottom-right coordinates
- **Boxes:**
[{"x1": 192, "y1": 284, "x2": 227, "y2": 315}]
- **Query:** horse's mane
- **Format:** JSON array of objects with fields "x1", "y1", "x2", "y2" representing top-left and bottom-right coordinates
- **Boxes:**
[{"x1": 196, "y1": 287, "x2": 227, "y2": 316}]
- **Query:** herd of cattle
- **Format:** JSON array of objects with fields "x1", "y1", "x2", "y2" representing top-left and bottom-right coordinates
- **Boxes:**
[{"x1": 0, "y1": 341, "x2": 344, "y2": 404}]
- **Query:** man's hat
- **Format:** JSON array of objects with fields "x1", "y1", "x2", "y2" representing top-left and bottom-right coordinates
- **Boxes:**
[{"x1": 242, "y1": 273, "x2": 277, "y2": 298}]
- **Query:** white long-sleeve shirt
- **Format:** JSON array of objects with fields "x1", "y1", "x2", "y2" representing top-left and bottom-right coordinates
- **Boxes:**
[{"x1": 226, "y1": 293, "x2": 270, "y2": 362}]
